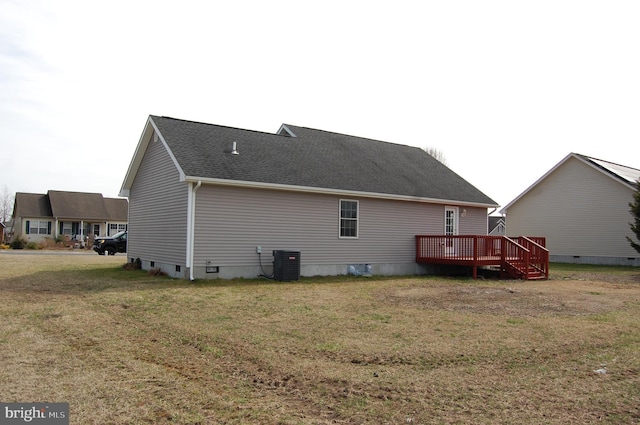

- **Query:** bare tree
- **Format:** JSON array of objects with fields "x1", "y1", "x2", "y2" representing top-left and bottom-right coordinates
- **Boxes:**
[
  {"x1": 0, "y1": 185, "x2": 14, "y2": 224},
  {"x1": 423, "y1": 147, "x2": 448, "y2": 166}
]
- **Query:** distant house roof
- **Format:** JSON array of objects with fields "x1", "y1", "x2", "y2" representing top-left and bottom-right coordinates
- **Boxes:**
[
  {"x1": 48, "y1": 191, "x2": 110, "y2": 220},
  {"x1": 488, "y1": 216, "x2": 505, "y2": 231},
  {"x1": 104, "y1": 197, "x2": 128, "y2": 221},
  {"x1": 13, "y1": 193, "x2": 52, "y2": 218},
  {"x1": 121, "y1": 116, "x2": 498, "y2": 207},
  {"x1": 13, "y1": 191, "x2": 127, "y2": 221},
  {"x1": 501, "y1": 153, "x2": 640, "y2": 213}
]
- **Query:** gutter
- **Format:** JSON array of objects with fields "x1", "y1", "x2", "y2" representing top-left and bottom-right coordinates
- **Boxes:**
[
  {"x1": 183, "y1": 176, "x2": 499, "y2": 209},
  {"x1": 187, "y1": 180, "x2": 202, "y2": 281}
]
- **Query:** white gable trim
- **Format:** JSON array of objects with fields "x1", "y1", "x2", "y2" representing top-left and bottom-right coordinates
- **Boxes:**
[
  {"x1": 277, "y1": 124, "x2": 297, "y2": 137},
  {"x1": 500, "y1": 152, "x2": 637, "y2": 214},
  {"x1": 119, "y1": 116, "x2": 186, "y2": 197}
]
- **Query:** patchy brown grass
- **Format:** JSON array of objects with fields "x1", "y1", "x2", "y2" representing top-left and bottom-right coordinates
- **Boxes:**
[{"x1": 1, "y1": 253, "x2": 639, "y2": 424}]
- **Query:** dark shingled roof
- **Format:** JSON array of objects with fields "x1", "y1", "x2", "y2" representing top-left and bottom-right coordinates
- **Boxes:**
[
  {"x1": 13, "y1": 191, "x2": 128, "y2": 221},
  {"x1": 48, "y1": 191, "x2": 109, "y2": 220},
  {"x1": 13, "y1": 193, "x2": 52, "y2": 218},
  {"x1": 150, "y1": 116, "x2": 497, "y2": 206},
  {"x1": 104, "y1": 197, "x2": 128, "y2": 221}
]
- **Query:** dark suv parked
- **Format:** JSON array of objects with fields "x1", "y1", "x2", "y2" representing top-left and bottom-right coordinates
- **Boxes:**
[{"x1": 93, "y1": 231, "x2": 127, "y2": 255}]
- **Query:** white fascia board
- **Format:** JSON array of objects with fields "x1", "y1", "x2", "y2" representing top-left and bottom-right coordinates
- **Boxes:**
[
  {"x1": 153, "y1": 122, "x2": 186, "y2": 182},
  {"x1": 184, "y1": 176, "x2": 498, "y2": 209},
  {"x1": 119, "y1": 116, "x2": 153, "y2": 197}
]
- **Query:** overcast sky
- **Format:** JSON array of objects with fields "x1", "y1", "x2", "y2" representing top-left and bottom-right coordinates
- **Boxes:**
[{"x1": 1, "y1": 1, "x2": 639, "y2": 210}]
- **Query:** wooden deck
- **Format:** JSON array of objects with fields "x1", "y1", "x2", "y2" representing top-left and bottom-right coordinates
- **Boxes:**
[{"x1": 416, "y1": 235, "x2": 549, "y2": 280}]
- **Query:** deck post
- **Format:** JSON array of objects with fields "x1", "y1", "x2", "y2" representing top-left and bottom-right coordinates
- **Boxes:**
[{"x1": 473, "y1": 236, "x2": 478, "y2": 279}]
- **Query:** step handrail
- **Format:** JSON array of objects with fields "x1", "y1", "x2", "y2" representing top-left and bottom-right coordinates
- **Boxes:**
[
  {"x1": 517, "y1": 236, "x2": 550, "y2": 279},
  {"x1": 501, "y1": 236, "x2": 531, "y2": 279}
]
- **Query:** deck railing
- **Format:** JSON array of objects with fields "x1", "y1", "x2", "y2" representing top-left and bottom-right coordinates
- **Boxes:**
[
  {"x1": 416, "y1": 235, "x2": 503, "y2": 261},
  {"x1": 416, "y1": 235, "x2": 549, "y2": 280},
  {"x1": 516, "y1": 236, "x2": 549, "y2": 279}
]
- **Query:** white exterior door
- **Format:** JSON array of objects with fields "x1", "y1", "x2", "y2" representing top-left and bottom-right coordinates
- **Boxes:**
[{"x1": 444, "y1": 206, "x2": 459, "y2": 256}]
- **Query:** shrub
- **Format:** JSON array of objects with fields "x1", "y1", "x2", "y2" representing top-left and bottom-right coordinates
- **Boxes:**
[
  {"x1": 25, "y1": 242, "x2": 40, "y2": 250},
  {"x1": 122, "y1": 258, "x2": 142, "y2": 271},
  {"x1": 38, "y1": 238, "x2": 60, "y2": 250},
  {"x1": 10, "y1": 238, "x2": 26, "y2": 249},
  {"x1": 148, "y1": 268, "x2": 167, "y2": 277}
]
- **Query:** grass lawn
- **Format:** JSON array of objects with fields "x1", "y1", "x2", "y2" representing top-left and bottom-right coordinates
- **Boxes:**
[{"x1": 1, "y1": 253, "x2": 639, "y2": 424}]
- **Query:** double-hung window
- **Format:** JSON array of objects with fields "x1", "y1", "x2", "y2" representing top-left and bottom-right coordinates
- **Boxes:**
[
  {"x1": 61, "y1": 222, "x2": 80, "y2": 235},
  {"x1": 26, "y1": 220, "x2": 51, "y2": 235},
  {"x1": 62, "y1": 222, "x2": 73, "y2": 235},
  {"x1": 339, "y1": 200, "x2": 358, "y2": 238}
]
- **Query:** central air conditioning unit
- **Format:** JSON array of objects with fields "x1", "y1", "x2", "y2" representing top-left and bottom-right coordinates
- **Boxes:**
[{"x1": 272, "y1": 250, "x2": 301, "y2": 281}]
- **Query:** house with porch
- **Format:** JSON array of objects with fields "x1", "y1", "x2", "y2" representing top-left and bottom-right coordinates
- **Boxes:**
[
  {"x1": 119, "y1": 115, "x2": 546, "y2": 280},
  {"x1": 12, "y1": 191, "x2": 128, "y2": 244}
]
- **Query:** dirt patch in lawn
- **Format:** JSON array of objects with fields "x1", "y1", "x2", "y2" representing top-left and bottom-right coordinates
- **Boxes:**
[{"x1": 380, "y1": 280, "x2": 636, "y2": 317}]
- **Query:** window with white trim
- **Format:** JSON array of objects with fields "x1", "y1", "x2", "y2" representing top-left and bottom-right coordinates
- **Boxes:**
[
  {"x1": 26, "y1": 220, "x2": 51, "y2": 235},
  {"x1": 339, "y1": 199, "x2": 358, "y2": 238},
  {"x1": 62, "y1": 222, "x2": 73, "y2": 235},
  {"x1": 111, "y1": 223, "x2": 127, "y2": 232}
]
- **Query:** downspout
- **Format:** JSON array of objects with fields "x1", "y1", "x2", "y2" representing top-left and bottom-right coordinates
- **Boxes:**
[{"x1": 187, "y1": 180, "x2": 202, "y2": 281}]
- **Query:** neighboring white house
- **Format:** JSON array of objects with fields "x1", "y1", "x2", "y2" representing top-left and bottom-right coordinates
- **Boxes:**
[
  {"x1": 12, "y1": 191, "x2": 128, "y2": 243},
  {"x1": 119, "y1": 115, "x2": 498, "y2": 280},
  {"x1": 500, "y1": 153, "x2": 640, "y2": 266}
]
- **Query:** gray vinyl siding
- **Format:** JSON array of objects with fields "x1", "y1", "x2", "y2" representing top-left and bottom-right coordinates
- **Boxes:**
[
  {"x1": 192, "y1": 185, "x2": 487, "y2": 270},
  {"x1": 506, "y1": 156, "x2": 637, "y2": 258},
  {"x1": 128, "y1": 138, "x2": 188, "y2": 265},
  {"x1": 460, "y1": 206, "x2": 490, "y2": 234}
]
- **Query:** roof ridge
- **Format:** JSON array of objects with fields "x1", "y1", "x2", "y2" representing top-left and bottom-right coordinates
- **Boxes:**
[
  {"x1": 47, "y1": 189, "x2": 104, "y2": 195},
  {"x1": 282, "y1": 124, "x2": 421, "y2": 148},
  {"x1": 155, "y1": 115, "x2": 286, "y2": 138}
]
